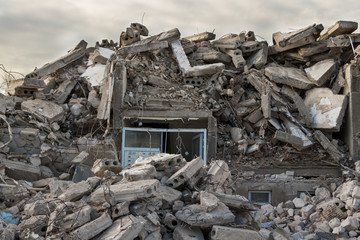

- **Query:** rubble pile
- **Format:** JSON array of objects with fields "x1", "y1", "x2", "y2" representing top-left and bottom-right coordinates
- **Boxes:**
[
  {"x1": 258, "y1": 169, "x2": 360, "y2": 239},
  {"x1": 0, "y1": 153, "x2": 265, "y2": 239},
  {"x1": 0, "y1": 20, "x2": 359, "y2": 239}
]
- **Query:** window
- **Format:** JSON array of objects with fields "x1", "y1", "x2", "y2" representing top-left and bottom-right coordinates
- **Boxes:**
[
  {"x1": 248, "y1": 191, "x2": 271, "y2": 205},
  {"x1": 122, "y1": 127, "x2": 206, "y2": 169}
]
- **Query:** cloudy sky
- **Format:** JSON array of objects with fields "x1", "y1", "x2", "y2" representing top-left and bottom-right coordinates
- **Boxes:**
[{"x1": 0, "y1": 0, "x2": 359, "y2": 78}]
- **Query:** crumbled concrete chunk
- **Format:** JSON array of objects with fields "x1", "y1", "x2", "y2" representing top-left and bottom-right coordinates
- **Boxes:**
[
  {"x1": 304, "y1": 88, "x2": 348, "y2": 131},
  {"x1": 21, "y1": 99, "x2": 64, "y2": 123}
]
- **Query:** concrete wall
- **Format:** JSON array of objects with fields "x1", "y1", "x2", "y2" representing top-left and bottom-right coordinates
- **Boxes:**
[
  {"x1": 235, "y1": 179, "x2": 340, "y2": 205},
  {"x1": 343, "y1": 63, "x2": 360, "y2": 161}
]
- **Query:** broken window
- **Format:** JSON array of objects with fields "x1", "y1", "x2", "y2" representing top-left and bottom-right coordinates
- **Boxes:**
[
  {"x1": 248, "y1": 191, "x2": 271, "y2": 205},
  {"x1": 122, "y1": 127, "x2": 206, "y2": 169}
]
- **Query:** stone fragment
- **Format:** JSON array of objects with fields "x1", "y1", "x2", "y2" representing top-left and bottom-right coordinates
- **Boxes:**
[
  {"x1": 112, "y1": 202, "x2": 130, "y2": 218},
  {"x1": 89, "y1": 179, "x2": 160, "y2": 205},
  {"x1": 53, "y1": 80, "x2": 76, "y2": 104},
  {"x1": 351, "y1": 185, "x2": 360, "y2": 198},
  {"x1": 91, "y1": 158, "x2": 122, "y2": 178},
  {"x1": 319, "y1": 20, "x2": 358, "y2": 40},
  {"x1": 200, "y1": 191, "x2": 219, "y2": 212},
  {"x1": 304, "y1": 88, "x2": 348, "y2": 131},
  {"x1": 71, "y1": 213, "x2": 112, "y2": 240},
  {"x1": 340, "y1": 216, "x2": 359, "y2": 231},
  {"x1": 210, "y1": 225, "x2": 263, "y2": 240},
  {"x1": 301, "y1": 204, "x2": 315, "y2": 218},
  {"x1": 21, "y1": 99, "x2": 64, "y2": 123},
  {"x1": 305, "y1": 59, "x2": 336, "y2": 86},
  {"x1": 274, "y1": 130, "x2": 304, "y2": 146},
  {"x1": 265, "y1": 66, "x2": 314, "y2": 89},
  {"x1": 166, "y1": 157, "x2": 203, "y2": 188},
  {"x1": 329, "y1": 218, "x2": 341, "y2": 229},
  {"x1": 17, "y1": 215, "x2": 48, "y2": 236},
  {"x1": 153, "y1": 185, "x2": 182, "y2": 206},
  {"x1": 1, "y1": 159, "x2": 41, "y2": 181},
  {"x1": 184, "y1": 32, "x2": 216, "y2": 42},
  {"x1": 207, "y1": 160, "x2": 230, "y2": 187},
  {"x1": 175, "y1": 202, "x2": 235, "y2": 227},
  {"x1": 58, "y1": 181, "x2": 92, "y2": 202},
  {"x1": 173, "y1": 225, "x2": 204, "y2": 240},
  {"x1": 119, "y1": 41, "x2": 168, "y2": 55},
  {"x1": 123, "y1": 165, "x2": 157, "y2": 181},
  {"x1": 315, "y1": 187, "x2": 331, "y2": 202},
  {"x1": 293, "y1": 197, "x2": 306, "y2": 208},
  {"x1": 164, "y1": 213, "x2": 180, "y2": 230},
  {"x1": 98, "y1": 215, "x2": 144, "y2": 240}
]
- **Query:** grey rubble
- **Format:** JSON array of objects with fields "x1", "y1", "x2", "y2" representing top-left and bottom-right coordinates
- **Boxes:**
[{"x1": 0, "y1": 20, "x2": 360, "y2": 239}]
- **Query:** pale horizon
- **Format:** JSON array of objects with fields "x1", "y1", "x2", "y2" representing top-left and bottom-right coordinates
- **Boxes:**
[{"x1": 0, "y1": 0, "x2": 359, "y2": 77}]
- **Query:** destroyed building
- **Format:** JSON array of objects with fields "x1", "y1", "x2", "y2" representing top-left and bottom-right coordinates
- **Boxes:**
[{"x1": 0, "y1": 20, "x2": 360, "y2": 239}]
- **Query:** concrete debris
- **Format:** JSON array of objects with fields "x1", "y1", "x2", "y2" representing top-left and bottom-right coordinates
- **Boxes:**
[{"x1": 1, "y1": 20, "x2": 360, "y2": 240}]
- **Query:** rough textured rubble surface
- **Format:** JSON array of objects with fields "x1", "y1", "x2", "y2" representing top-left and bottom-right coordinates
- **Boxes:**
[{"x1": 0, "y1": 20, "x2": 360, "y2": 239}]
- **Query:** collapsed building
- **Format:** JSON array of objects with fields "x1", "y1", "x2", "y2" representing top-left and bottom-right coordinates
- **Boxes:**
[{"x1": 1, "y1": 20, "x2": 360, "y2": 239}]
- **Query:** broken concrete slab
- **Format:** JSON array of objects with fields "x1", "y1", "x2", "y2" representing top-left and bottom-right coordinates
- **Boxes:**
[
  {"x1": 298, "y1": 40, "x2": 329, "y2": 57},
  {"x1": 23, "y1": 78, "x2": 46, "y2": 88},
  {"x1": 112, "y1": 201, "x2": 130, "y2": 218},
  {"x1": 175, "y1": 202, "x2": 235, "y2": 227},
  {"x1": 133, "y1": 153, "x2": 184, "y2": 171},
  {"x1": 71, "y1": 213, "x2": 112, "y2": 240},
  {"x1": 25, "y1": 42, "x2": 87, "y2": 79},
  {"x1": 118, "y1": 41, "x2": 168, "y2": 55},
  {"x1": 58, "y1": 181, "x2": 92, "y2": 202},
  {"x1": 212, "y1": 38, "x2": 241, "y2": 49},
  {"x1": 191, "y1": 48, "x2": 232, "y2": 64},
  {"x1": 200, "y1": 191, "x2": 219, "y2": 212},
  {"x1": 147, "y1": 75, "x2": 177, "y2": 87},
  {"x1": 274, "y1": 130, "x2": 304, "y2": 146},
  {"x1": 173, "y1": 225, "x2": 204, "y2": 240},
  {"x1": 98, "y1": 215, "x2": 144, "y2": 240},
  {"x1": 130, "y1": 22, "x2": 149, "y2": 36},
  {"x1": 153, "y1": 185, "x2": 182, "y2": 206},
  {"x1": 123, "y1": 165, "x2": 157, "y2": 181},
  {"x1": 283, "y1": 119, "x2": 313, "y2": 150},
  {"x1": 319, "y1": 21, "x2": 358, "y2": 40},
  {"x1": 1, "y1": 159, "x2": 41, "y2": 181},
  {"x1": 89, "y1": 179, "x2": 160, "y2": 205},
  {"x1": 211, "y1": 225, "x2": 264, "y2": 240},
  {"x1": 171, "y1": 40, "x2": 225, "y2": 77},
  {"x1": 21, "y1": 99, "x2": 64, "y2": 123},
  {"x1": 91, "y1": 158, "x2": 122, "y2": 178},
  {"x1": 246, "y1": 42, "x2": 268, "y2": 69},
  {"x1": 304, "y1": 88, "x2": 348, "y2": 131},
  {"x1": 281, "y1": 86, "x2": 312, "y2": 126},
  {"x1": 53, "y1": 79, "x2": 77, "y2": 104},
  {"x1": 166, "y1": 157, "x2": 203, "y2": 188},
  {"x1": 273, "y1": 24, "x2": 323, "y2": 48},
  {"x1": 265, "y1": 66, "x2": 314, "y2": 89},
  {"x1": 314, "y1": 130, "x2": 344, "y2": 162},
  {"x1": 269, "y1": 24, "x2": 323, "y2": 54},
  {"x1": 89, "y1": 49, "x2": 109, "y2": 65},
  {"x1": 17, "y1": 215, "x2": 48, "y2": 236},
  {"x1": 305, "y1": 59, "x2": 337, "y2": 86},
  {"x1": 225, "y1": 49, "x2": 246, "y2": 69},
  {"x1": 184, "y1": 32, "x2": 216, "y2": 42},
  {"x1": 207, "y1": 160, "x2": 230, "y2": 187}
]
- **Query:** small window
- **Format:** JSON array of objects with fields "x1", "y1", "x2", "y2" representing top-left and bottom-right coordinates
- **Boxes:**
[{"x1": 248, "y1": 191, "x2": 271, "y2": 205}]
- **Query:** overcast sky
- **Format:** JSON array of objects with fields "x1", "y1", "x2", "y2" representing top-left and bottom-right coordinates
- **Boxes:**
[{"x1": 0, "y1": 0, "x2": 359, "y2": 78}]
